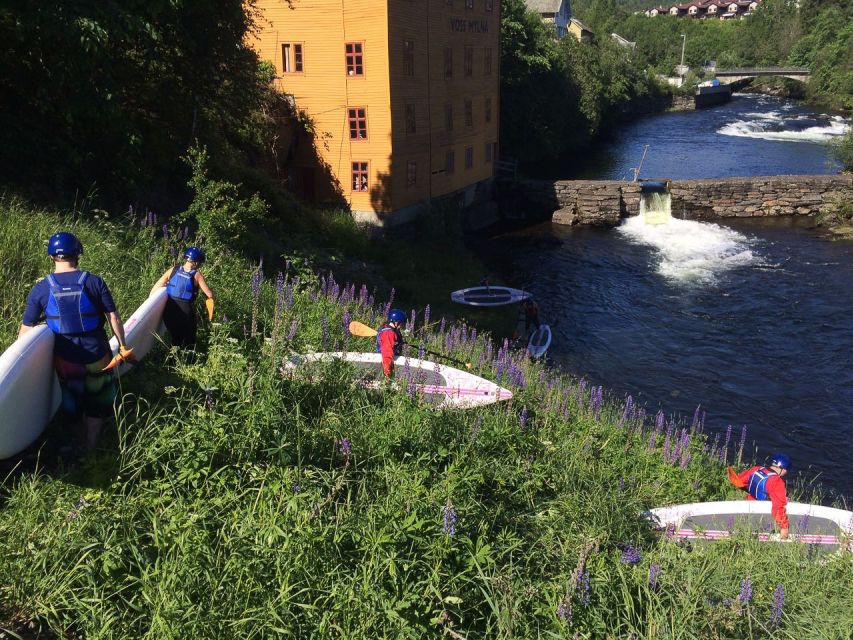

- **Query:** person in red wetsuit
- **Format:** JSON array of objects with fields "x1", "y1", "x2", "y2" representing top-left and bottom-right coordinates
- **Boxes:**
[
  {"x1": 376, "y1": 308, "x2": 406, "y2": 377},
  {"x1": 727, "y1": 453, "x2": 791, "y2": 540}
]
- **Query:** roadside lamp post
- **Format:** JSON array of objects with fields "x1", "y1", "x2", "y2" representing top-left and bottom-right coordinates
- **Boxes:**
[{"x1": 680, "y1": 34, "x2": 686, "y2": 69}]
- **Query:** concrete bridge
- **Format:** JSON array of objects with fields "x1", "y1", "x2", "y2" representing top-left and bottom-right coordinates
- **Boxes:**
[{"x1": 715, "y1": 67, "x2": 811, "y2": 83}]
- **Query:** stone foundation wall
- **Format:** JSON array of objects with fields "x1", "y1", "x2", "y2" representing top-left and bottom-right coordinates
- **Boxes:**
[{"x1": 517, "y1": 175, "x2": 853, "y2": 226}]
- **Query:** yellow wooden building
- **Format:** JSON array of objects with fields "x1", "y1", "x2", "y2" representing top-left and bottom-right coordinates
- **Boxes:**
[{"x1": 253, "y1": 0, "x2": 501, "y2": 225}]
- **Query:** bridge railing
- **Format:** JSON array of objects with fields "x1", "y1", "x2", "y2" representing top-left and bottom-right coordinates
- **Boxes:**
[{"x1": 716, "y1": 67, "x2": 810, "y2": 75}]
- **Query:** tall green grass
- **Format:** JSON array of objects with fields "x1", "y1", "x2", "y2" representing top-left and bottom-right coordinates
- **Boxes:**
[{"x1": 1, "y1": 197, "x2": 852, "y2": 639}]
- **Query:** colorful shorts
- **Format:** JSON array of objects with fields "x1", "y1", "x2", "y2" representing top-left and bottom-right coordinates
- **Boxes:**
[{"x1": 54, "y1": 353, "x2": 117, "y2": 419}]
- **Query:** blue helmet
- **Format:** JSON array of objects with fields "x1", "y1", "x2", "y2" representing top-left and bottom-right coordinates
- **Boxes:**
[
  {"x1": 47, "y1": 232, "x2": 83, "y2": 259},
  {"x1": 769, "y1": 453, "x2": 792, "y2": 471},
  {"x1": 387, "y1": 308, "x2": 407, "y2": 324},
  {"x1": 183, "y1": 246, "x2": 206, "y2": 264}
]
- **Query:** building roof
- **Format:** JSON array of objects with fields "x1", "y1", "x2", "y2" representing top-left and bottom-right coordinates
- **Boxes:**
[
  {"x1": 570, "y1": 17, "x2": 593, "y2": 32},
  {"x1": 524, "y1": 0, "x2": 563, "y2": 14}
]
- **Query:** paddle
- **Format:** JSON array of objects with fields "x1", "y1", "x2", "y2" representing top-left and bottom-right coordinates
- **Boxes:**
[{"x1": 347, "y1": 321, "x2": 472, "y2": 369}]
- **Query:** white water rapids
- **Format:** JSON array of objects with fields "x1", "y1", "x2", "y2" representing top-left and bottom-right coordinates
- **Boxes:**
[
  {"x1": 718, "y1": 100, "x2": 850, "y2": 143},
  {"x1": 617, "y1": 215, "x2": 758, "y2": 284}
]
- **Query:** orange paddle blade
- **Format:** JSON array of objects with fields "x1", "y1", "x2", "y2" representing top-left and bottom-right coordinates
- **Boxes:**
[
  {"x1": 348, "y1": 321, "x2": 377, "y2": 337},
  {"x1": 727, "y1": 466, "x2": 747, "y2": 489}
]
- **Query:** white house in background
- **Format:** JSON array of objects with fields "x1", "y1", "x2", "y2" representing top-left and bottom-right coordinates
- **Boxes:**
[{"x1": 524, "y1": 0, "x2": 572, "y2": 38}]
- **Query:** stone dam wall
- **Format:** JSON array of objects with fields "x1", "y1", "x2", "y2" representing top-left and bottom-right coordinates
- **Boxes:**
[{"x1": 508, "y1": 175, "x2": 853, "y2": 226}]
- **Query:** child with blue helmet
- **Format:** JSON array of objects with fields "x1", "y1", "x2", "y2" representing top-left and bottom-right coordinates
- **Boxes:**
[
  {"x1": 151, "y1": 246, "x2": 215, "y2": 350},
  {"x1": 19, "y1": 232, "x2": 131, "y2": 450},
  {"x1": 728, "y1": 453, "x2": 792, "y2": 540}
]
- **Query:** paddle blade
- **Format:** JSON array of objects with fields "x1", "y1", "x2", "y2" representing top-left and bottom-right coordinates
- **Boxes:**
[{"x1": 349, "y1": 321, "x2": 378, "y2": 337}]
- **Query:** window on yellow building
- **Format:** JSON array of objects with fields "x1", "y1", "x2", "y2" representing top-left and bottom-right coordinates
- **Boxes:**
[
  {"x1": 407, "y1": 160, "x2": 417, "y2": 187},
  {"x1": 464, "y1": 47, "x2": 473, "y2": 77},
  {"x1": 404, "y1": 40, "x2": 415, "y2": 77},
  {"x1": 352, "y1": 162, "x2": 369, "y2": 192},
  {"x1": 444, "y1": 47, "x2": 453, "y2": 78},
  {"x1": 345, "y1": 43, "x2": 364, "y2": 76},
  {"x1": 445, "y1": 103, "x2": 453, "y2": 131},
  {"x1": 405, "y1": 104, "x2": 416, "y2": 134},
  {"x1": 466, "y1": 0, "x2": 474, "y2": 9},
  {"x1": 282, "y1": 43, "x2": 304, "y2": 73},
  {"x1": 485, "y1": 142, "x2": 492, "y2": 163},
  {"x1": 464, "y1": 99, "x2": 473, "y2": 127},
  {"x1": 486, "y1": 0, "x2": 494, "y2": 10},
  {"x1": 484, "y1": 48, "x2": 492, "y2": 75},
  {"x1": 485, "y1": 97, "x2": 492, "y2": 123},
  {"x1": 465, "y1": 146, "x2": 473, "y2": 169},
  {"x1": 348, "y1": 108, "x2": 367, "y2": 140},
  {"x1": 446, "y1": 150, "x2": 455, "y2": 175}
]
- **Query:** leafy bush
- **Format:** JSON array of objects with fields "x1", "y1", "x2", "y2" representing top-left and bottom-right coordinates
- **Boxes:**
[{"x1": 176, "y1": 146, "x2": 269, "y2": 250}]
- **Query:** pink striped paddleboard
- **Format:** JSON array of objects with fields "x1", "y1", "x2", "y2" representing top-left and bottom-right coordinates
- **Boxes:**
[{"x1": 285, "y1": 352, "x2": 512, "y2": 409}]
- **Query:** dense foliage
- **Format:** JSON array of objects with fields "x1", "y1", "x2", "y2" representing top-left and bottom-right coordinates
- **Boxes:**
[
  {"x1": 2, "y1": 197, "x2": 852, "y2": 639},
  {"x1": 500, "y1": 0, "x2": 664, "y2": 174},
  {"x1": 575, "y1": 0, "x2": 853, "y2": 111},
  {"x1": 0, "y1": 0, "x2": 276, "y2": 208}
]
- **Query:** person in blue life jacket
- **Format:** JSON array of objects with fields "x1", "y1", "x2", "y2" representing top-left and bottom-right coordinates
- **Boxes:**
[
  {"x1": 19, "y1": 232, "x2": 132, "y2": 451},
  {"x1": 150, "y1": 246, "x2": 215, "y2": 351},
  {"x1": 728, "y1": 453, "x2": 791, "y2": 540},
  {"x1": 376, "y1": 308, "x2": 406, "y2": 377}
]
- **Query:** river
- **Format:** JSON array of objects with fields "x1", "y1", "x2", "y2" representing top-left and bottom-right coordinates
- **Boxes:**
[{"x1": 481, "y1": 94, "x2": 853, "y2": 499}]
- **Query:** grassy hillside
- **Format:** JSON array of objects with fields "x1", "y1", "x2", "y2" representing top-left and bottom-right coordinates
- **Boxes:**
[{"x1": 1, "y1": 197, "x2": 852, "y2": 639}]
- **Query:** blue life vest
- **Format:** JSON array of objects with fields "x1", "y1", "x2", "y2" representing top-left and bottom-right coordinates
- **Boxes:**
[
  {"x1": 747, "y1": 467, "x2": 777, "y2": 501},
  {"x1": 376, "y1": 324, "x2": 403, "y2": 356},
  {"x1": 44, "y1": 272, "x2": 101, "y2": 334},
  {"x1": 167, "y1": 266, "x2": 197, "y2": 301}
]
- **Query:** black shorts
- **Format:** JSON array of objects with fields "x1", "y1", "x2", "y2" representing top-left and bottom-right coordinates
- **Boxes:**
[{"x1": 163, "y1": 297, "x2": 197, "y2": 348}]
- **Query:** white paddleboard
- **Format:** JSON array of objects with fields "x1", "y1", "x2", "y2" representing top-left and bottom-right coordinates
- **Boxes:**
[
  {"x1": 646, "y1": 500, "x2": 853, "y2": 550},
  {"x1": 450, "y1": 286, "x2": 530, "y2": 307},
  {"x1": 108, "y1": 288, "x2": 168, "y2": 377},
  {"x1": 0, "y1": 325, "x2": 63, "y2": 459},
  {"x1": 527, "y1": 324, "x2": 552, "y2": 358},
  {"x1": 286, "y1": 351, "x2": 513, "y2": 409}
]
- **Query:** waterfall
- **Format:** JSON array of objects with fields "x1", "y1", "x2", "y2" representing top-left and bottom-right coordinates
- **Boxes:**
[{"x1": 640, "y1": 191, "x2": 672, "y2": 225}]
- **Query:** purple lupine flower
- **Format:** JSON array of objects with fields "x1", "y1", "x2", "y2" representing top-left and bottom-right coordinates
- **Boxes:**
[
  {"x1": 620, "y1": 545, "x2": 641, "y2": 565},
  {"x1": 321, "y1": 315, "x2": 329, "y2": 350},
  {"x1": 286, "y1": 319, "x2": 298, "y2": 341},
  {"x1": 439, "y1": 317, "x2": 446, "y2": 335},
  {"x1": 418, "y1": 343, "x2": 426, "y2": 360},
  {"x1": 797, "y1": 513, "x2": 811, "y2": 533},
  {"x1": 423, "y1": 304, "x2": 431, "y2": 329},
  {"x1": 402, "y1": 357, "x2": 411, "y2": 382},
  {"x1": 691, "y1": 405, "x2": 701, "y2": 432},
  {"x1": 769, "y1": 584, "x2": 785, "y2": 626},
  {"x1": 648, "y1": 430, "x2": 657, "y2": 451},
  {"x1": 648, "y1": 564, "x2": 661, "y2": 590},
  {"x1": 342, "y1": 310, "x2": 351, "y2": 337},
  {"x1": 725, "y1": 514, "x2": 736, "y2": 532},
  {"x1": 618, "y1": 395, "x2": 633, "y2": 429},
  {"x1": 358, "y1": 284, "x2": 368, "y2": 305},
  {"x1": 252, "y1": 269, "x2": 263, "y2": 300},
  {"x1": 665, "y1": 523, "x2": 676, "y2": 539},
  {"x1": 470, "y1": 415, "x2": 482, "y2": 440},
  {"x1": 738, "y1": 577, "x2": 752, "y2": 604},
  {"x1": 519, "y1": 407, "x2": 529, "y2": 430},
  {"x1": 292, "y1": 484, "x2": 301, "y2": 494},
  {"x1": 576, "y1": 569, "x2": 591, "y2": 606},
  {"x1": 655, "y1": 411, "x2": 665, "y2": 434},
  {"x1": 337, "y1": 438, "x2": 352, "y2": 456},
  {"x1": 387, "y1": 287, "x2": 395, "y2": 308},
  {"x1": 619, "y1": 477, "x2": 625, "y2": 492},
  {"x1": 591, "y1": 386, "x2": 603, "y2": 419},
  {"x1": 205, "y1": 388, "x2": 215, "y2": 410},
  {"x1": 680, "y1": 451, "x2": 691, "y2": 468},
  {"x1": 408, "y1": 308, "x2": 416, "y2": 333},
  {"x1": 722, "y1": 598, "x2": 734, "y2": 608},
  {"x1": 443, "y1": 501, "x2": 457, "y2": 537},
  {"x1": 720, "y1": 425, "x2": 732, "y2": 464},
  {"x1": 556, "y1": 601, "x2": 572, "y2": 623},
  {"x1": 737, "y1": 425, "x2": 747, "y2": 465},
  {"x1": 285, "y1": 283, "x2": 294, "y2": 309},
  {"x1": 161, "y1": 223, "x2": 169, "y2": 239}
]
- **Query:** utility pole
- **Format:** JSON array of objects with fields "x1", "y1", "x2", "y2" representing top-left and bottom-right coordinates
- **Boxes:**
[{"x1": 680, "y1": 34, "x2": 686, "y2": 69}]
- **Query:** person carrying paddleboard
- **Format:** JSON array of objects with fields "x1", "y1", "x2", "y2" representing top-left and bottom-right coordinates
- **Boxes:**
[
  {"x1": 727, "y1": 453, "x2": 791, "y2": 540},
  {"x1": 150, "y1": 246, "x2": 215, "y2": 351},
  {"x1": 376, "y1": 308, "x2": 406, "y2": 377},
  {"x1": 19, "y1": 232, "x2": 132, "y2": 451}
]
